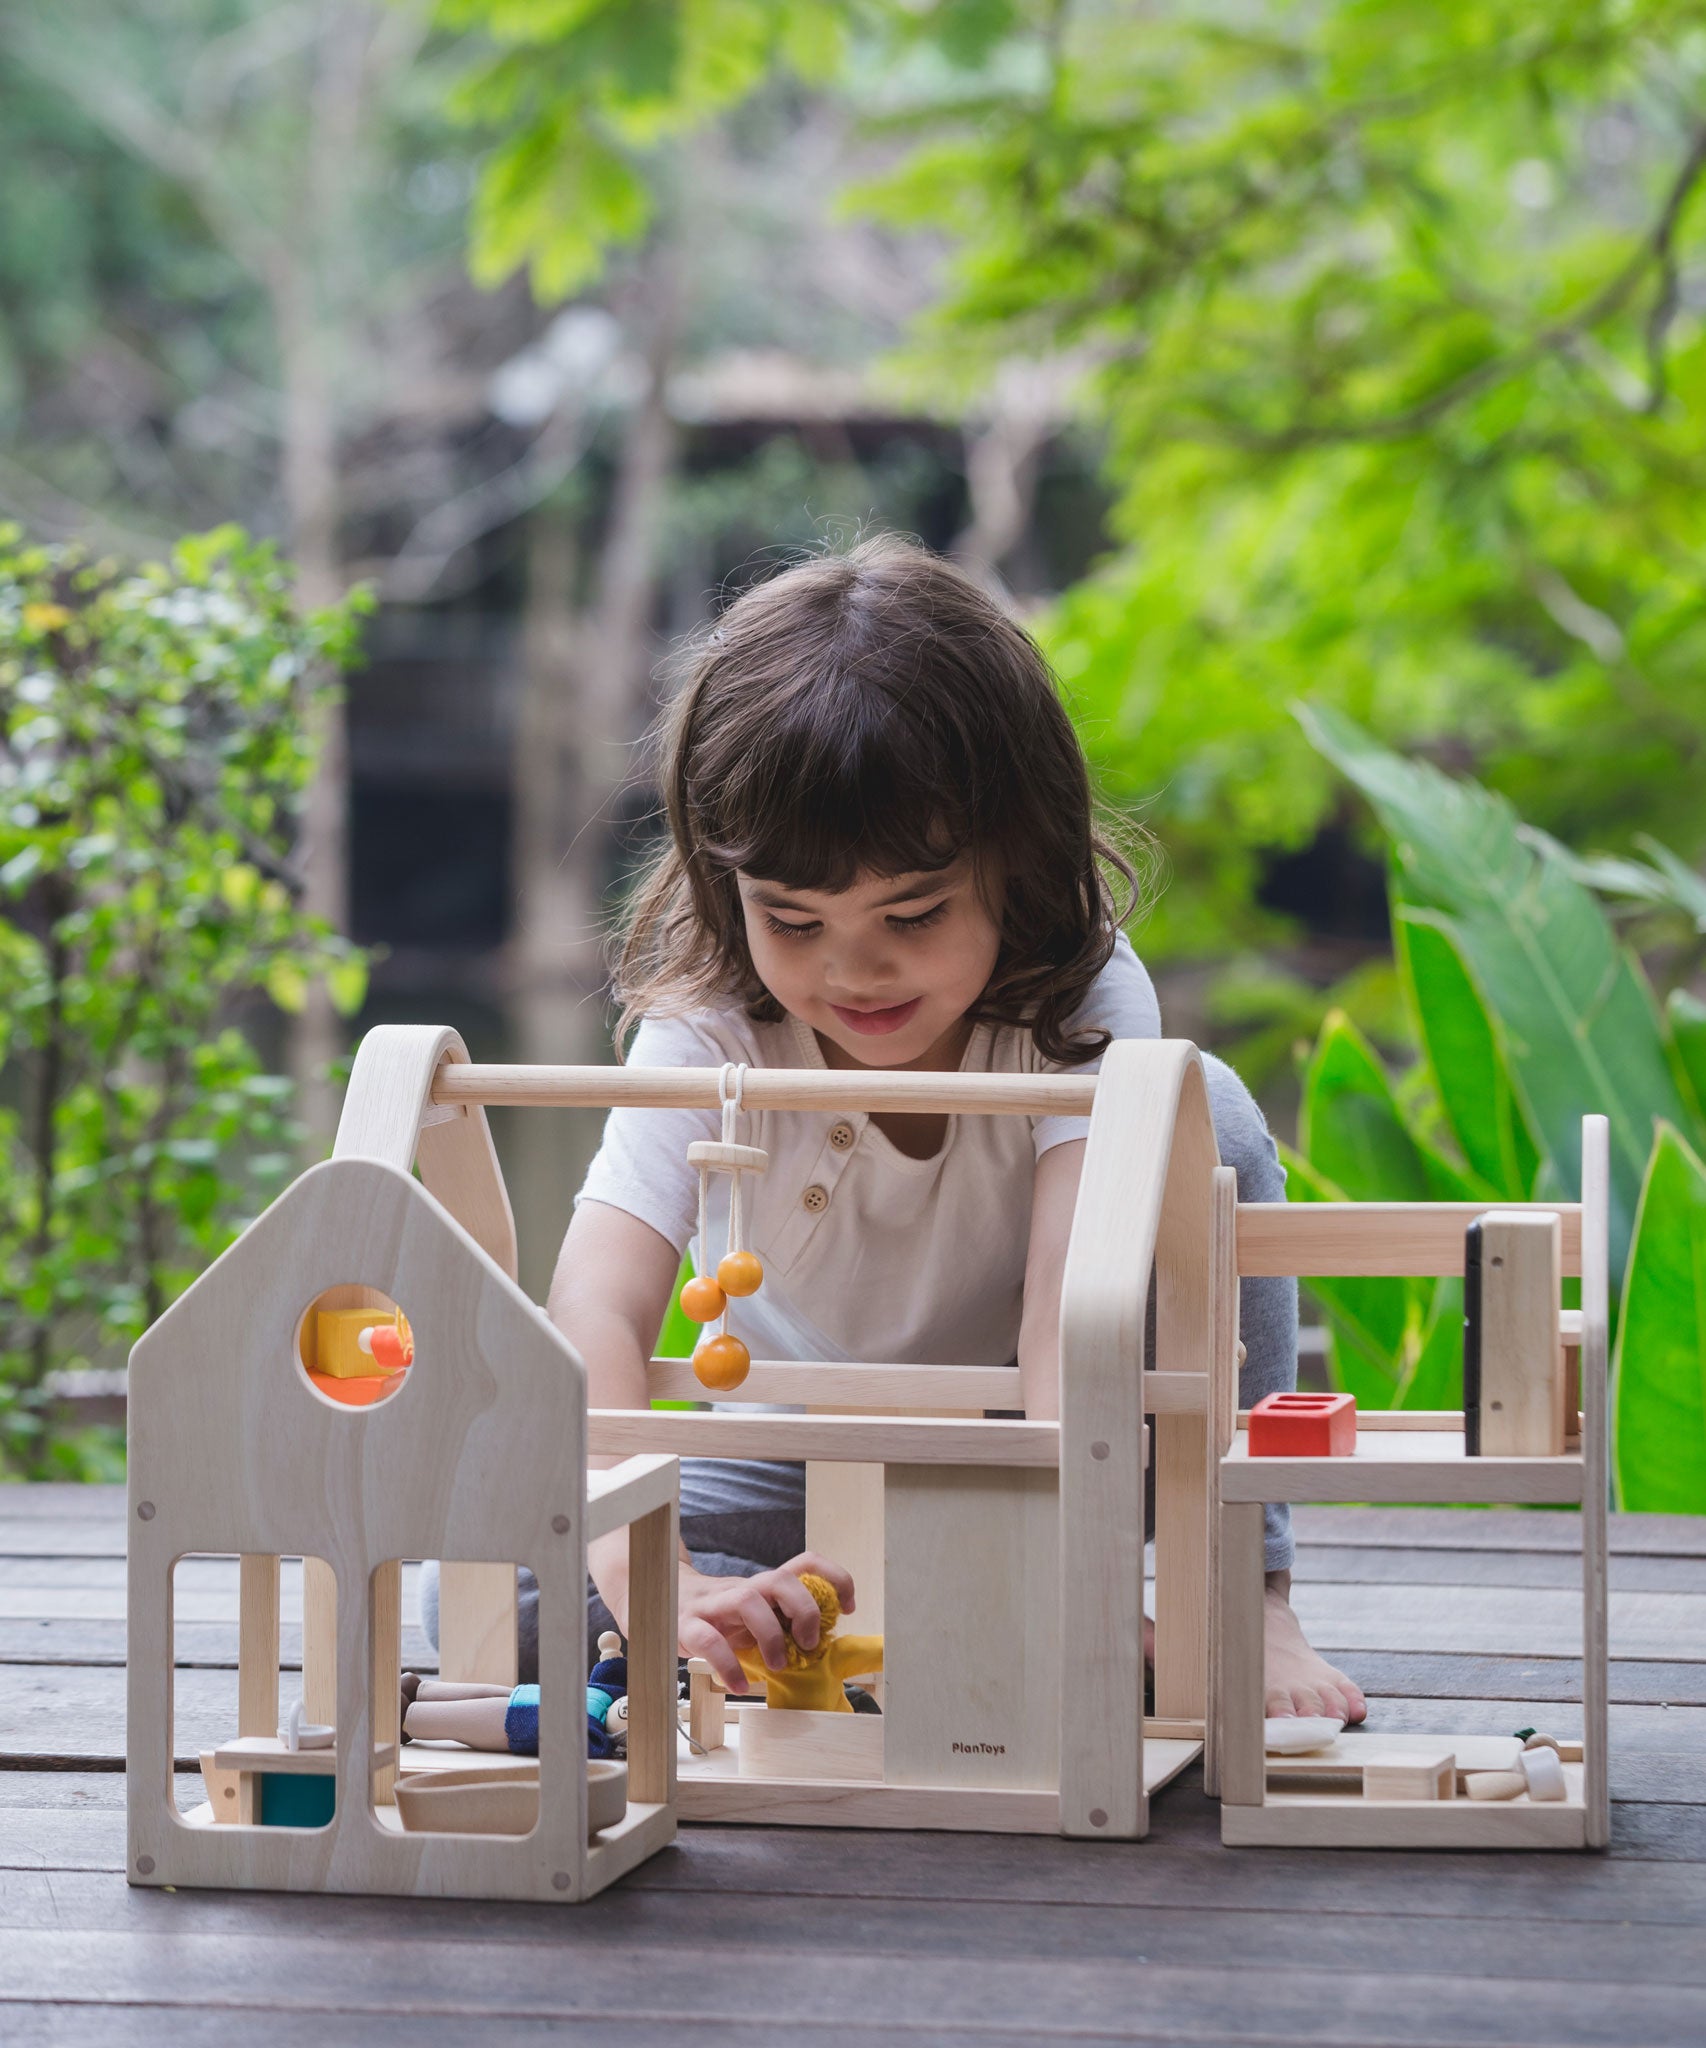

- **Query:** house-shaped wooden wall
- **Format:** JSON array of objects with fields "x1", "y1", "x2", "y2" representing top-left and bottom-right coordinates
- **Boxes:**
[{"x1": 125, "y1": 1154, "x2": 662, "y2": 1901}]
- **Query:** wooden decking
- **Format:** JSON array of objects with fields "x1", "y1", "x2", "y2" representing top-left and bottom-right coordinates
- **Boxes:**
[{"x1": 3, "y1": 1484, "x2": 1705, "y2": 2045}]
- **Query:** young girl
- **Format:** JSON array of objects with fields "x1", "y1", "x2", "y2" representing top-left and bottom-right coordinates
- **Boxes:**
[{"x1": 548, "y1": 536, "x2": 1363, "y2": 1726}]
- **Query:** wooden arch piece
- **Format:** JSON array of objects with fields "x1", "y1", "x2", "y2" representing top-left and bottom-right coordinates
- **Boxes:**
[
  {"x1": 334, "y1": 1025, "x2": 522, "y2": 1681},
  {"x1": 1057, "y1": 1040, "x2": 1221, "y2": 1840}
]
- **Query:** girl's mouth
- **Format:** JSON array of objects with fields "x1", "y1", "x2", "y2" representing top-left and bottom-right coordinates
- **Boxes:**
[{"x1": 828, "y1": 998, "x2": 922, "y2": 1037}]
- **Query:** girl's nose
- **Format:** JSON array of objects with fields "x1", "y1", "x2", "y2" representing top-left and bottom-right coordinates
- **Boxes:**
[{"x1": 824, "y1": 928, "x2": 899, "y2": 993}]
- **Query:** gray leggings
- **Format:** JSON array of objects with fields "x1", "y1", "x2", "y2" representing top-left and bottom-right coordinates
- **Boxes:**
[{"x1": 421, "y1": 1053, "x2": 1296, "y2": 1677}]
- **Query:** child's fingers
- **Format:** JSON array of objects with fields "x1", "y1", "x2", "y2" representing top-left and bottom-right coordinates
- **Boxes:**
[
  {"x1": 760, "y1": 1569, "x2": 825, "y2": 1651},
  {"x1": 733, "y1": 1584, "x2": 791, "y2": 1671},
  {"x1": 780, "y1": 1550, "x2": 856, "y2": 1614},
  {"x1": 679, "y1": 1613, "x2": 746, "y2": 1692}
]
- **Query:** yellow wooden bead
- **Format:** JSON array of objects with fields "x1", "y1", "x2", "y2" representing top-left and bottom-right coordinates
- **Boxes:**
[
  {"x1": 716, "y1": 1250, "x2": 764, "y2": 1297},
  {"x1": 693, "y1": 1334, "x2": 751, "y2": 1392},
  {"x1": 679, "y1": 1275, "x2": 726, "y2": 1324}
]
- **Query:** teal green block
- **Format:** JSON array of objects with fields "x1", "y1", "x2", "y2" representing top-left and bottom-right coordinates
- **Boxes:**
[{"x1": 258, "y1": 1772, "x2": 336, "y2": 1828}]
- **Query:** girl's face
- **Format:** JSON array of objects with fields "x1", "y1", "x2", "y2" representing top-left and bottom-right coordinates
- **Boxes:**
[{"x1": 736, "y1": 856, "x2": 1003, "y2": 1069}]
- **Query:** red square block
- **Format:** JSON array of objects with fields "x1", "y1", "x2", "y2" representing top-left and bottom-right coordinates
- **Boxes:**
[{"x1": 1248, "y1": 1391, "x2": 1357, "y2": 1458}]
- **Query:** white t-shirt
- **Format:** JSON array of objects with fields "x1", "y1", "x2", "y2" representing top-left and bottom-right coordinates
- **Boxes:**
[{"x1": 576, "y1": 934, "x2": 1161, "y2": 1369}]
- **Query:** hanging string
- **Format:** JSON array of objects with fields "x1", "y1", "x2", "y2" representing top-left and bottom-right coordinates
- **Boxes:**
[{"x1": 715, "y1": 1064, "x2": 748, "y2": 1339}]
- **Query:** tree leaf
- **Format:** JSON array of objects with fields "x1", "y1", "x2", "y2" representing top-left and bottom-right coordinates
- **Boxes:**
[
  {"x1": 1300, "y1": 1008, "x2": 1475, "y2": 1205},
  {"x1": 1394, "y1": 906, "x2": 1538, "y2": 1198},
  {"x1": 1289, "y1": 1019, "x2": 1476, "y2": 1409},
  {"x1": 326, "y1": 958, "x2": 368, "y2": 1019},
  {"x1": 1279, "y1": 1142, "x2": 1407, "y2": 1409},
  {"x1": 264, "y1": 957, "x2": 308, "y2": 1015},
  {"x1": 1613, "y1": 1124, "x2": 1706, "y2": 1514},
  {"x1": 1299, "y1": 702, "x2": 1698, "y2": 1271},
  {"x1": 1669, "y1": 989, "x2": 1706, "y2": 1131}
]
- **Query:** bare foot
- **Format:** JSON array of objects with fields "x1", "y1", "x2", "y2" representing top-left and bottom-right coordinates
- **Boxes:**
[
  {"x1": 1264, "y1": 1581, "x2": 1365, "y2": 1724},
  {"x1": 1140, "y1": 1587, "x2": 1365, "y2": 1726}
]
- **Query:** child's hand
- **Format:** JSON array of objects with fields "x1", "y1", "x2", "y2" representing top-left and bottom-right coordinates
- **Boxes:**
[{"x1": 679, "y1": 1551, "x2": 855, "y2": 1692}]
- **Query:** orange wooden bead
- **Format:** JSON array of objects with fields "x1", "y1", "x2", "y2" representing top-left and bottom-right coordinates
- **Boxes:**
[
  {"x1": 692, "y1": 1334, "x2": 751, "y2": 1392},
  {"x1": 716, "y1": 1250, "x2": 763, "y2": 1297},
  {"x1": 679, "y1": 1275, "x2": 726, "y2": 1324}
]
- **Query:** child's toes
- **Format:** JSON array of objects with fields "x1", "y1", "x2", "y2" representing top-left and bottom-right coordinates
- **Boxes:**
[
  {"x1": 1265, "y1": 1685, "x2": 1325, "y2": 1719},
  {"x1": 1312, "y1": 1681, "x2": 1356, "y2": 1725}
]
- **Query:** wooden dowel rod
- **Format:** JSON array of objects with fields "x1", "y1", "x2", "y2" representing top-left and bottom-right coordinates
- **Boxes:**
[
  {"x1": 1237, "y1": 1201, "x2": 1583, "y2": 1277},
  {"x1": 433, "y1": 1063, "x2": 1098, "y2": 1116},
  {"x1": 589, "y1": 1410, "x2": 1062, "y2": 1468},
  {"x1": 644, "y1": 1359, "x2": 1206, "y2": 1413},
  {"x1": 646, "y1": 1359, "x2": 1023, "y2": 1408}
]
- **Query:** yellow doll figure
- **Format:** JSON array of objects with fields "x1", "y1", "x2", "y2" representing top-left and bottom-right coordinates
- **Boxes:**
[{"x1": 735, "y1": 1572, "x2": 884, "y2": 1712}]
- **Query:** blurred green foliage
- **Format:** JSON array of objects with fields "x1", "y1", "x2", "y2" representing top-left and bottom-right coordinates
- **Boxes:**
[
  {"x1": 849, "y1": 1, "x2": 1706, "y2": 963},
  {"x1": 442, "y1": 0, "x2": 857, "y2": 299},
  {"x1": 1291, "y1": 709, "x2": 1706, "y2": 1509},
  {"x1": 0, "y1": 526, "x2": 369, "y2": 1476}
]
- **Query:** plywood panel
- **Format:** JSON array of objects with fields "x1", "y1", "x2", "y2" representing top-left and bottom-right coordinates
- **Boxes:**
[{"x1": 883, "y1": 1466, "x2": 1060, "y2": 1793}]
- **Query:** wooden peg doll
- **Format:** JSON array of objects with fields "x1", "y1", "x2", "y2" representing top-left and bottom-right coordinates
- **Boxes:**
[{"x1": 678, "y1": 1063, "x2": 766, "y2": 1390}]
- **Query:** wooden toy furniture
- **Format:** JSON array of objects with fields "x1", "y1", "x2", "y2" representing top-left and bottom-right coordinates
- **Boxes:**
[
  {"x1": 126, "y1": 1023, "x2": 681, "y2": 1902},
  {"x1": 310, "y1": 1027, "x2": 1240, "y2": 1840},
  {"x1": 1215, "y1": 1115, "x2": 1611, "y2": 1849}
]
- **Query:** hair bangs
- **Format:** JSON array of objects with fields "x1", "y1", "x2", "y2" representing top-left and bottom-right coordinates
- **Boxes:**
[{"x1": 690, "y1": 666, "x2": 973, "y2": 894}]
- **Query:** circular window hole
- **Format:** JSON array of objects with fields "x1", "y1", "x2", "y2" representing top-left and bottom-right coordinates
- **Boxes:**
[{"x1": 295, "y1": 1288, "x2": 415, "y2": 1412}]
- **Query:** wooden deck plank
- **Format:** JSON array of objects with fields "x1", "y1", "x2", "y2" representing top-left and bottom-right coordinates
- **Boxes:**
[
  {"x1": 10, "y1": 1788, "x2": 1706, "y2": 1902},
  {"x1": 5, "y1": 1490, "x2": 1706, "y2": 2048},
  {"x1": 1292, "y1": 1546, "x2": 1706, "y2": 1594},
  {"x1": 0, "y1": 2012, "x2": 1205, "y2": 2048},
  {"x1": 1289, "y1": 1507, "x2": 1706, "y2": 1557},
  {"x1": 1288, "y1": 1581, "x2": 1705, "y2": 1661},
  {"x1": 0, "y1": 1486, "x2": 126, "y2": 1520},
  {"x1": 1327, "y1": 1650, "x2": 1706, "y2": 1707},
  {"x1": 6, "y1": 1912, "x2": 1706, "y2": 2044},
  {"x1": 5, "y1": 1865, "x2": 1706, "y2": 1984},
  {"x1": 12, "y1": 1877, "x2": 1706, "y2": 1997},
  {"x1": 0, "y1": 1526, "x2": 129, "y2": 1559},
  {"x1": 0, "y1": 1664, "x2": 255, "y2": 1764}
]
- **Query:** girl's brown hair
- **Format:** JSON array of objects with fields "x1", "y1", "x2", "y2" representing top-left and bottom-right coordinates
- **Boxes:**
[{"x1": 614, "y1": 536, "x2": 1144, "y2": 1065}]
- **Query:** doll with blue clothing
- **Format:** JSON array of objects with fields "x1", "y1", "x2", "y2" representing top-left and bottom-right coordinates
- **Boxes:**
[{"x1": 421, "y1": 536, "x2": 1364, "y2": 1732}]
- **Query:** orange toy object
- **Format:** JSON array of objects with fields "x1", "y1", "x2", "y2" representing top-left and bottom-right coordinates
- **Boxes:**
[
  {"x1": 359, "y1": 1319, "x2": 413, "y2": 1371},
  {"x1": 679, "y1": 1275, "x2": 726, "y2": 1324},
  {"x1": 680, "y1": 1063, "x2": 768, "y2": 1391},
  {"x1": 717, "y1": 1249, "x2": 763, "y2": 1297},
  {"x1": 308, "y1": 1369, "x2": 404, "y2": 1408},
  {"x1": 692, "y1": 1333, "x2": 751, "y2": 1392},
  {"x1": 1248, "y1": 1390, "x2": 1357, "y2": 1457}
]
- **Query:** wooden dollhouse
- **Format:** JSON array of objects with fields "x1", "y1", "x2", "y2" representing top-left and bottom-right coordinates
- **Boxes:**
[{"x1": 126, "y1": 1024, "x2": 1610, "y2": 1898}]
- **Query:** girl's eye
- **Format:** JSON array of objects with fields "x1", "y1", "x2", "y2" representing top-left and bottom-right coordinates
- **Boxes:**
[
  {"x1": 889, "y1": 901, "x2": 950, "y2": 933},
  {"x1": 763, "y1": 915, "x2": 820, "y2": 941}
]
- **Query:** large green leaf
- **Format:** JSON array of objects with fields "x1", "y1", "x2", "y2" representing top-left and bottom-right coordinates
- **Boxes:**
[
  {"x1": 1614, "y1": 1125, "x2": 1706, "y2": 1514},
  {"x1": 1394, "y1": 907, "x2": 1538, "y2": 1200},
  {"x1": 1291, "y1": 1015, "x2": 1477, "y2": 1409},
  {"x1": 1300, "y1": 1010, "x2": 1472, "y2": 1205},
  {"x1": 1669, "y1": 989, "x2": 1706, "y2": 1133},
  {"x1": 1281, "y1": 1142, "x2": 1408, "y2": 1409},
  {"x1": 1300, "y1": 704, "x2": 1694, "y2": 1270}
]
